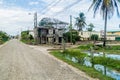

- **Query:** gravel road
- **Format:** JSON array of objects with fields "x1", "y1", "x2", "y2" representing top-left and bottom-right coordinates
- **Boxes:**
[{"x1": 0, "y1": 39, "x2": 96, "y2": 80}]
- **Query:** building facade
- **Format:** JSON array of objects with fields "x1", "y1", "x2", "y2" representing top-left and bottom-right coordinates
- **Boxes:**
[
  {"x1": 34, "y1": 27, "x2": 65, "y2": 44},
  {"x1": 33, "y1": 17, "x2": 68, "y2": 44},
  {"x1": 79, "y1": 31, "x2": 101, "y2": 40},
  {"x1": 107, "y1": 31, "x2": 120, "y2": 41},
  {"x1": 79, "y1": 31, "x2": 120, "y2": 41}
]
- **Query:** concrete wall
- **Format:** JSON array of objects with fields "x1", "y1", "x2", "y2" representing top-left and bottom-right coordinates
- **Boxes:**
[
  {"x1": 29, "y1": 31, "x2": 34, "y2": 38},
  {"x1": 106, "y1": 36, "x2": 115, "y2": 40}
]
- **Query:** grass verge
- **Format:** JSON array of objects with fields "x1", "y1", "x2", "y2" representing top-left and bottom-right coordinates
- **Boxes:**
[
  {"x1": 93, "y1": 56, "x2": 120, "y2": 71},
  {"x1": 21, "y1": 39, "x2": 35, "y2": 45},
  {"x1": 50, "y1": 50, "x2": 114, "y2": 80},
  {"x1": 78, "y1": 44, "x2": 120, "y2": 54}
]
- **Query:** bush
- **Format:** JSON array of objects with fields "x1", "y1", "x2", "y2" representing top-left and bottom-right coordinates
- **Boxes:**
[
  {"x1": 72, "y1": 39, "x2": 76, "y2": 44},
  {"x1": 63, "y1": 29, "x2": 81, "y2": 44},
  {"x1": 63, "y1": 49, "x2": 87, "y2": 59},
  {"x1": 90, "y1": 34, "x2": 98, "y2": 41},
  {"x1": 0, "y1": 31, "x2": 9, "y2": 44},
  {"x1": 21, "y1": 31, "x2": 34, "y2": 44}
]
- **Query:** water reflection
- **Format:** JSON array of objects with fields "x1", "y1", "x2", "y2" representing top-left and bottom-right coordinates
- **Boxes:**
[
  {"x1": 85, "y1": 51, "x2": 120, "y2": 60},
  {"x1": 64, "y1": 54, "x2": 120, "y2": 80}
]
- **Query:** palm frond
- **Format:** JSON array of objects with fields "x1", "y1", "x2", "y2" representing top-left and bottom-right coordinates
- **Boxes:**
[
  {"x1": 89, "y1": 0, "x2": 120, "y2": 19},
  {"x1": 114, "y1": 0, "x2": 120, "y2": 17},
  {"x1": 88, "y1": 0, "x2": 97, "y2": 11},
  {"x1": 93, "y1": 0, "x2": 102, "y2": 17}
]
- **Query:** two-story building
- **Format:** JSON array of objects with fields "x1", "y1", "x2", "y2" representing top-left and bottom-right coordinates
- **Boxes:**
[
  {"x1": 34, "y1": 27, "x2": 66, "y2": 44},
  {"x1": 107, "y1": 31, "x2": 120, "y2": 41},
  {"x1": 34, "y1": 17, "x2": 68, "y2": 44}
]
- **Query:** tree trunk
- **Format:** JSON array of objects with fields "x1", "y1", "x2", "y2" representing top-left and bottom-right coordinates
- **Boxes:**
[{"x1": 103, "y1": 9, "x2": 108, "y2": 47}]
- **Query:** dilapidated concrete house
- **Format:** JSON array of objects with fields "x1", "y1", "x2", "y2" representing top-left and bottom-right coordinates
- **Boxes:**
[{"x1": 34, "y1": 17, "x2": 68, "y2": 44}]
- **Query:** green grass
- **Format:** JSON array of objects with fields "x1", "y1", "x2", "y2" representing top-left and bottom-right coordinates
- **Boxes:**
[
  {"x1": 0, "y1": 39, "x2": 9, "y2": 44},
  {"x1": 21, "y1": 39, "x2": 35, "y2": 45},
  {"x1": 78, "y1": 44, "x2": 93, "y2": 50},
  {"x1": 63, "y1": 49, "x2": 87, "y2": 58},
  {"x1": 93, "y1": 56, "x2": 120, "y2": 71},
  {"x1": 78, "y1": 44, "x2": 120, "y2": 54},
  {"x1": 50, "y1": 50, "x2": 114, "y2": 80}
]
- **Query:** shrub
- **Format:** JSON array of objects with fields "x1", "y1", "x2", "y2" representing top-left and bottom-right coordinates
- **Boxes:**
[{"x1": 90, "y1": 34, "x2": 98, "y2": 41}]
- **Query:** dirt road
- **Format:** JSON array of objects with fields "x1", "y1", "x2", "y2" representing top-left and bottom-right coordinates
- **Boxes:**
[{"x1": 0, "y1": 39, "x2": 95, "y2": 80}]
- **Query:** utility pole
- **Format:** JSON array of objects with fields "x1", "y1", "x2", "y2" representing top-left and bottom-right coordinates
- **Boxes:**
[
  {"x1": 34, "y1": 12, "x2": 37, "y2": 28},
  {"x1": 28, "y1": 12, "x2": 38, "y2": 44},
  {"x1": 33, "y1": 12, "x2": 38, "y2": 44},
  {"x1": 70, "y1": 15, "x2": 72, "y2": 45},
  {"x1": 62, "y1": 28, "x2": 65, "y2": 51}
]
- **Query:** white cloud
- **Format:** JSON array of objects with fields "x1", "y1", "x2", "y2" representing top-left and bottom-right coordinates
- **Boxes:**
[
  {"x1": 0, "y1": 0, "x2": 3, "y2": 5},
  {"x1": 0, "y1": 0, "x2": 120, "y2": 35},
  {"x1": 29, "y1": 1, "x2": 39, "y2": 5},
  {"x1": 0, "y1": 8, "x2": 34, "y2": 35},
  {"x1": 50, "y1": 6, "x2": 63, "y2": 12}
]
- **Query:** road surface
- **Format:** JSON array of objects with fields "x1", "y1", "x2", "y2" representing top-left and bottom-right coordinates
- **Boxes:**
[{"x1": 0, "y1": 39, "x2": 95, "y2": 80}]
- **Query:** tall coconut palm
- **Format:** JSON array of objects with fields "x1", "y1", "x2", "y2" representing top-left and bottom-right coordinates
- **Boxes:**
[
  {"x1": 75, "y1": 12, "x2": 86, "y2": 31},
  {"x1": 89, "y1": 0, "x2": 120, "y2": 47}
]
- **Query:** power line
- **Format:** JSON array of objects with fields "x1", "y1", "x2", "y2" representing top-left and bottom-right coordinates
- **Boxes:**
[
  {"x1": 40, "y1": 1, "x2": 58, "y2": 14},
  {"x1": 53, "y1": 0, "x2": 82, "y2": 16},
  {"x1": 41, "y1": 0, "x2": 62, "y2": 15},
  {"x1": 34, "y1": 0, "x2": 62, "y2": 21}
]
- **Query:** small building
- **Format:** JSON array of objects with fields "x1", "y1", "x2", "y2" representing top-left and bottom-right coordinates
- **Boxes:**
[
  {"x1": 107, "y1": 31, "x2": 120, "y2": 41},
  {"x1": 79, "y1": 31, "x2": 101, "y2": 40}
]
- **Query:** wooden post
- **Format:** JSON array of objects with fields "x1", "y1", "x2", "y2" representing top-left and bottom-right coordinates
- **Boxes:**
[{"x1": 90, "y1": 46, "x2": 94, "y2": 67}]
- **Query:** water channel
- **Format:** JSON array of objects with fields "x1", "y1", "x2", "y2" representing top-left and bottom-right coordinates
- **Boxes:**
[{"x1": 64, "y1": 52, "x2": 120, "y2": 80}]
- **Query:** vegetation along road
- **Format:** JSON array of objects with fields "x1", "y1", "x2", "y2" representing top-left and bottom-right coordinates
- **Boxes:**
[{"x1": 0, "y1": 39, "x2": 96, "y2": 80}]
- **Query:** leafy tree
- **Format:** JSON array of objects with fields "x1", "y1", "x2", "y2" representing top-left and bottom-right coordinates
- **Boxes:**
[
  {"x1": 0, "y1": 31, "x2": 9, "y2": 44},
  {"x1": 21, "y1": 31, "x2": 29, "y2": 40},
  {"x1": 87, "y1": 23, "x2": 94, "y2": 31},
  {"x1": 89, "y1": 0, "x2": 120, "y2": 47},
  {"x1": 21, "y1": 31, "x2": 34, "y2": 44},
  {"x1": 63, "y1": 29, "x2": 80, "y2": 44},
  {"x1": 75, "y1": 12, "x2": 86, "y2": 31}
]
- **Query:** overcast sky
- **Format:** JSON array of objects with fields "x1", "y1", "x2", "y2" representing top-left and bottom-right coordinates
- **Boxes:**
[{"x1": 0, "y1": 0, "x2": 120, "y2": 35}]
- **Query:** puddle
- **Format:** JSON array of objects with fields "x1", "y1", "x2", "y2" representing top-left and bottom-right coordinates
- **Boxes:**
[{"x1": 64, "y1": 54, "x2": 120, "y2": 80}]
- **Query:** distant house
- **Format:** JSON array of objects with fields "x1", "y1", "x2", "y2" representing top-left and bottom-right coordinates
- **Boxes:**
[
  {"x1": 34, "y1": 17, "x2": 68, "y2": 44},
  {"x1": 78, "y1": 30, "x2": 120, "y2": 41},
  {"x1": 107, "y1": 31, "x2": 120, "y2": 41},
  {"x1": 79, "y1": 31, "x2": 101, "y2": 40}
]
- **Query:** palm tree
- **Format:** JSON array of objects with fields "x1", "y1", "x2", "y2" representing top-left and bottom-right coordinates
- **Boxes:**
[
  {"x1": 89, "y1": 0, "x2": 120, "y2": 47},
  {"x1": 75, "y1": 12, "x2": 86, "y2": 31}
]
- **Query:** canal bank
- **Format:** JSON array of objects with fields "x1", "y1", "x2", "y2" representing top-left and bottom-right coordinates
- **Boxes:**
[{"x1": 50, "y1": 50, "x2": 114, "y2": 80}]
